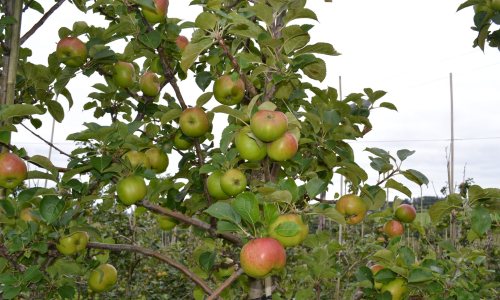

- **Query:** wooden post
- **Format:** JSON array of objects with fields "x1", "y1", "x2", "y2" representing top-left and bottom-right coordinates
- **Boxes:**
[{"x1": 335, "y1": 76, "x2": 343, "y2": 300}]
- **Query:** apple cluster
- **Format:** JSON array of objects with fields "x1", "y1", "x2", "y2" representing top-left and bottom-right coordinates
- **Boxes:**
[{"x1": 383, "y1": 204, "x2": 416, "y2": 238}]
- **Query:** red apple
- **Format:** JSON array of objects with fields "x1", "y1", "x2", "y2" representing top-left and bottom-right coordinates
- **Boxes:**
[
  {"x1": 139, "y1": 72, "x2": 160, "y2": 97},
  {"x1": 56, "y1": 37, "x2": 88, "y2": 67},
  {"x1": 180, "y1": 107, "x2": 210, "y2": 138},
  {"x1": 250, "y1": 110, "x2": 288, "y2": 142},
  {"x1": 176, "y1": 35, "x2": 189, "y2": 52},
  {"x1": 113, "y1": 61, "x2": 136, "y2": 88},
  {"x1": 384, "y1": 220, "x2": 404, "y2": 237},
  {"x1": 376, "y1": 237, "x2": 385, "y2": 243},
  {"x1": 266, "y1": 131, "x2": 298, "y2": 161},
  {"x1": 268, "y1": 214, "x2": 309, "y2": 247},
  {"x1": 0, "y1": 153, "x2": 27, "y2": 189},
  {"x1": 213, "y1": 75, "x2": 246, "y2": 105},
  {"x1": 394, "y1": 204, "x2": 416, "y2": 223},
  {"x1": 142, "y1": 0, "x2": 168, "y2": 24},
  {"x1": 335, "y1": 194, "x2": 368, "y2": 225},
  {"x1": 235, "y1": 127, "x2": 267, "y2": 162},
  {"x1": 370, "y1": 265, "x2": 385, "y2": 289},
  {"x1": 220, "y1": 169, "x2": 247, "y2": 196},
  {"x1": 240, "y1": 237, "x2": 286, "y2": 279}
]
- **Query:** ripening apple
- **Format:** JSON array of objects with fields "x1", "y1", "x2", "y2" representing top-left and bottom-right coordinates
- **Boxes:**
[
  {"x1": 207, "y1": 171, "x2": 230, "y2": 200},
  {"x1": 380, "y1": 277, "x2": 408, "y2": 300},
  {"x1": 220, "y1": 169, "x2": 247, "y2": 196},
  {"x1": 116, "y1": 176, "x2": 147, "y2": 206},
  {"x1": 56, "y1": 232, "x2": 89, "y2": 255},
  {"x1": 174, "y1": 130, "x2": 193, "y2": 150},
  {"x1": 142, "y1": 0, "x2": 168, "y2": 24},
  {"x1": 145, "y1": 148, "x2": 169, "y2": 173},
  {"x1": 157, "y1": 213, "x2": 179, "y2": 231},
  {"x1": 215, "y1": 258, "x2": 235, "y2": 278},
  {"x1": 150, "y1": 57, "x2": 162, "y2": 74},
  {"x1": 0, "y1": 153, "x2": 27, "y2": 189},
  {"x1": 176, "y1": 35, "x2": 189, "y2": 52},
  {"x1": 335, "y1": 194, "x2": 368, "y2": 225},
  {"x1": 268, "y1": 214, "x2": 309, "y2": 247},
  {"x1": 267, "y1": 131, "x2": 298, "y2": 161},
  {"x1": 384, "y1": 220, "x2": 404, "y2": 237},
  {"x1": 376, "y1": 237, "x2": 385, "y2": 243},
  {"x1": 370, "y1": 265, "x2": 385, "y2": 289},
  {"x1": 213, "y1": 75, "x2": 246, "y2": 105},
  {"x1": 20, "y1": 208, "x2": 39, "y2": 223},
  {"x1": 394, "y1": 204, "x2": 416, "y2": 223},
  {"x1": 250, "y1": 110, "x2": 288, "y2": 142},
  {"x1": 56, "y1": 37, "x2": 88, "y2": 67},
  {"x1": 88, "y1": 264, "x2": 118, "y2": 292},
  {"x1": 122, "y1": 150, "x2": 151, "y2": 169},
  {"x1": 140, "y1": 72, "x2": 160, "y2": 97},
  {"x1": 113, "y1": 61, "x2": 136, "y2": 88},
  {"x1": 240, "y1": 237, "x2": 286, "y2": 279},
  {"x1": 180, "y1": 107, "x2": 210, "y2": 138},
  {"x1": 235, "y1": 127, "x2": 267, "y2": 162}
]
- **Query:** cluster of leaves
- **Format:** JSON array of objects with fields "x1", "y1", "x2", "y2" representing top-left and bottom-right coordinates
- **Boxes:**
[{"x1": 457, "y1": 0, "x2": 500, "y2": 52}]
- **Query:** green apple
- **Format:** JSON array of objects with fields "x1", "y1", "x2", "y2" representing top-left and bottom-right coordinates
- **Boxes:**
[
  {"x1": 139, "y1": 72, "x2": 160, "y2": 97},
  {"x1": 180, "y1": 107, "x2": 210, "y2": 138},
  {"x1": 370, "y1": 265, "x2": 385, "y2": 289},
  {"x1": 56, "y1": 232, "x2": 89, "y2": 255},
  {"x1": 174, "y1": 130, "x2": 193, "y2": 150},
  {"x1": 493, "y1": 0, "x2": 500, "y2": 11},
  {"x1": 113, "y1": 61, "x2": 136, "y2": 88},
  {"x1": 235, "y1": 127, "x2": 267, "y2": 162},
  {"x1": 88, "y1": 264, "x2": 118, "y2": 292},
  {"x1": 207, "y1": 171, "x2": 230, "y2": 200},
  {"x1": 384, "y1": 220, "x2": 404, "y2": 237},
  {"x1": 150, "y1": 57, "x2": 162, "y2": 74},
  {"x1": 380, "y1": 277, "x2": 408, "y2": 300},
  {"x1": 176, "y1": 35, "x2": 189, "y2": 52},
  {"x1": 157, "y1": 213, "x2": 179, "y2": 231},
  {"x1": 122, "y1": 150, "x2": 151, "y2": 169},
  {"x1": 268, "y1": 214, "x2": 309, "y2": 247},
  {"x1": 56, "y1": 37, "x2": 88, "y2": 67},
  {"x1": 250, "y1": 110, "x2": 288, "y2": 142},
  {"x1": 394, "y1": 204, "x2": 416, "y2": 223},
  {"x1": 20, "y1": 208, "x2": 39, "y2": 223},
  {"x1": 237, "y1": 105, "x2": 250, "y2": 126},
  {"x1": 240, "y1": 237, "x2": 286, "y2": 279},
  {"x1": 117, "y1": 176, "x2": 147, "y2": 205},
  {"x1": 335, "y1": 194, "x2": 368, "y2": 225},
  {"x1": 213, "y1": 75, "x2": 246, "y2": 105},
  {"x1": 142, "y1": 0, "x2": 168, "y2": 24},
  {"x1": 0, "y1": 153, "x2": 27, "y2": 189},
  {"x1": 215, "y1": 258, "x2": 235, "y2": 278},
  {"x1": 220, "y1": 169, "x2": 247, "y2": 197},
  {"x1": 267, "y1": 131, "x2": 298, "y2": 161},
  {"x1": 145, "y1": 148, "x2": 169, "y2": 173}
]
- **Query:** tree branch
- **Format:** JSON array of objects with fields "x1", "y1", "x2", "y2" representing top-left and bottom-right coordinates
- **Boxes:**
[
  {"x1": 0, "y1": 241, "x2": 27, "y2": 272},
  {"x1": 206, "y1": 268, "x2": 245, "y2": 300},
  {"x1": 87, "y1": 242, "x2": 221, "y2": 299},
  {"x1": 19, "y1": 122, "x2": 75, "y2": 159},
  {"x1": 136, "y1": 200, "x2": 243, "y2": 247},
  {"x1": 0, "y1": 141, "x2": 71, "y2": 172},
  {"x1": 20, "y1": 0, "x2": 66, "y2": 45}
]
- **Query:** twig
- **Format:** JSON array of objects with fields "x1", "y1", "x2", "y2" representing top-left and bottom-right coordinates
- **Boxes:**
[
  {"x1": 0, "y1": 241, "x2": 27, "y2": 272},
  {"x1": 206, "y1": 268, "x2": 245, "y2": 300},
  {"x1": 20, "y1": 0, "x2": 66, "y2": 45},
  {"x1": 22, "y1": 0, "x2": 35, "y2": 12},
  {"x1": 0, "y1": 140, "x2": 71, "y2": 172},
  {"x1": 87, "y1": 242, "x2": 222, "y2": 299},
  {"x1": 20, "y1": 123, "x2": 75, "y2": 159}
]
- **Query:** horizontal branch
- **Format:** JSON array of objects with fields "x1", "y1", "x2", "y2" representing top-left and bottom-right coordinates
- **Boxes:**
[
  {"x1": 87, "y1": 242, "x2": 221, "y2": 299},
  {"x1": 136, "y1": 200, "x2": 243, "y2": 248},
  {"x1": 20, "y1": 122, "x2": 75, "y2": 159},
  {"x1": 0, "y1": 141, "x2": 71, "y2": 172},
  {"x1": 20, "y1": 0, "x2": 66, "y2": 45},
  {"x1": 206, "y1": 268, "x2": 245, "y2": 300}
]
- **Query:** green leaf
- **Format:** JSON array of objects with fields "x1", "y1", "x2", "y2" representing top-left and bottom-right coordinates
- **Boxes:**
[
  {"x1": 438, "y1": 240, "x2": 457, "y2": 253},
  {"x1": 397, "y1": 246, "x2": 416, "y2": 267},
  {"x1": 40, "y1": 195, "x2": 65, "y2": 223},
  {"x1": 196, "y1": 92, "x2": 213, "y2": 107},
  {"x1": 283, "y1": 8, "x2": 318, "y2": 26},
  {"x1": 268, "y1": 190, "x2": 293, "y2": 204},
  {"x1": 62, "y1": 165, "x2": 93, "y2": 182},
  {"x1": 181, "y1": 38, "x2": 214, "y2": 73},
  {"x1": 379, "y1": 102, "x2": 398, "y2": 111},
  {"x1": 90, "y1": 156, "x2": 112, "y2": 173},
  {"x1": 27, "y1": 171, "x2": 57, "y2": 182},
  {"x1": 31, "y1": 241, "x2": 48, "y2": 254},
  {"x1": 273, "y1": 221, "x2": 302, "y2": 237},
  {"x1": 23, "y1": 265, "x2": 42, "y2": 283},
  {"x1": 312, "y1": 205, "x2": 346, "y2": 226},
  {"x1": 384, "y1": 179, "x2": 411, "y2": 198},
  {"x1": 407, "y1": 169, "x2": 429, "y2": 186},
  {"x1": 54, "y1": 67, "x2": 78, "y2": 95},
  {"x1": 195, "y1": 72, "x2": 213, "y2": 92},
  {"x1": 217, "y1": 220, "x2": 240, "y2": 233},
  {"x1": 245, "y1": 4, "x2": 274, "y2": 27},
  {"x1": 57, "y1": 286, "x2": 76, "y2": 299},
  {"x1": 457, "y1": 0, "x2": 484, "y2": 12},
  {"x1": 408, "y1": 269, "x2": 434, "y2": 283},
  {"x1": 18, "y1": 187, "x2": 44, "y2": 204},
  {"x1": 0, "y1": 273, "x2": 18, "y2": 285},
  {"x1": 0, "y1": 123, "x2": 17, "y2": 132},
  {"x1": 306, "y1": 178, "x2": 328, "y2": 199},
  {"x1": 138, "y1": 30, "x2": 161, "y2": 49},
  {"x1": 295, "y1": 42, "x2": 339, "y2": 56},
  {"x1": 205, "y1": 203, "x2": 241, "y2": 224},
  {"x1": 0, "y1": 104, "x2": 42, "y2": 121},
  {"x1": 47, "y1": 100, "x2": 65, "y2": 123},
  {"x1": 195, "y1": 12, "x2": 217, "y2": 30},
  {"x1": 232, "y1": 192, "x2": 259, "y2": 225},
  {"x1": 396, "y1": 149, "x2": 415, "y2": 162},
  {"x1": 29, "y1": 155, "x2": 57, "y2": 177},
  {"x1": 373, "y1": 269, "x2": 396, "y2": 285},
  {"x1": 301, "y1": 57, "x2": 326, "y2": 82},
  {"x1": 470, "y1": 206, "x2": 491, "y2": 235},
  {"x1": 428, "y1": 200, "x2": 454, "y2": 225},
  {"x1": 199, "y1": 251, "x2": 217, "y2": 271},
  {"x1": 134, "y1": 0, "x2": 156, "y2": 10},
  {"x1": 2, "y1": 286, "x2": 21, "y2": 299},
  {"x1": 211, "y1": 105, "x2": 247, "y2": 121},
  {"x1": 355, "y1": 266, "x2": 374, "y2": 287},
  {"x1": 199, "y1": 164, "x2": 219, "y2": 174},
  {"x1": 0, "y1": 200, "x2": 15, "y2": 217},
  {"x1": 264, "y1": 203, "x2": 279, "y2": 226},
  {"x1": 160, "y1": 109, "x2": 183, "y2": 125}
]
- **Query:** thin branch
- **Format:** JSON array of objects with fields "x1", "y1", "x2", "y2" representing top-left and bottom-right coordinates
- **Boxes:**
[
  {"x1": 0, "y1": 141, "x2": 71, "y2": 172},
  {"x1": 20, "y1": 0, "x2": 66, "y2": 45},
  {"x1": 19, "y1": 123, "x2": 75, "y2": 159},
  {"x1": 87, "y1": 242, "x2": 221, "y2": 299},
  {"x1": 206, "y1": 268, "x2": 245, "y2": 300},
  {"x1": 223, "y1": 0, "x2": 243, "y2": 9},
  {"x1": 136, "y1": 200, "x2": 243, "y2": 247},
  {"x1": 22, "y1": 0, "x2": 35, "y2": 12},
  {"x1": 0, "y1": 241, "x2": 27, "y2": 272}
]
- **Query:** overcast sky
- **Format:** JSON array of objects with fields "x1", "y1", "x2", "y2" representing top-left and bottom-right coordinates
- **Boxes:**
[{"x1": 14, "y1": 1, "x2": 500, "y2": 203}]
